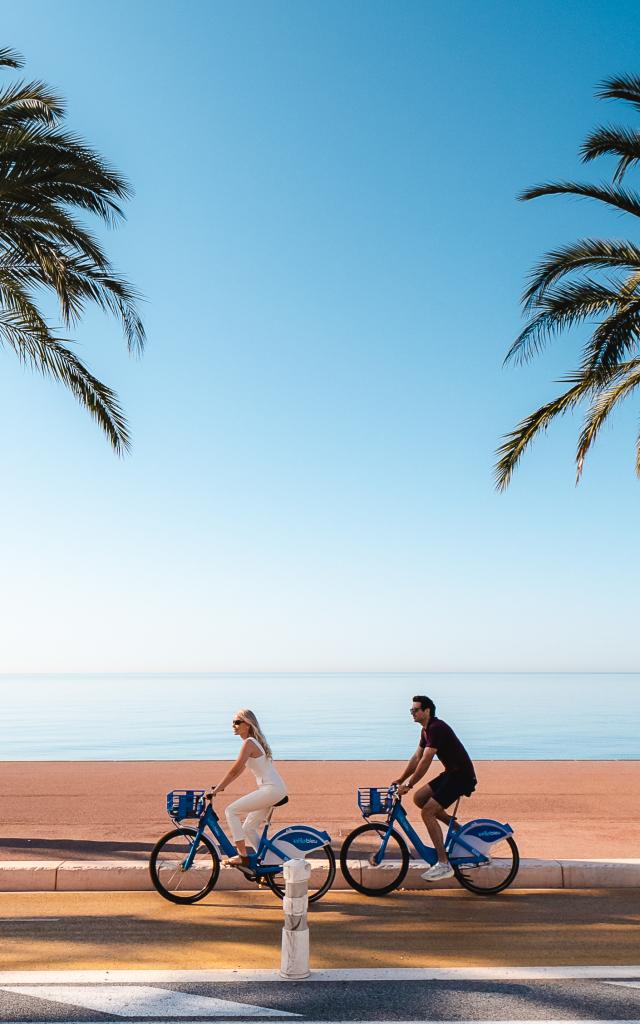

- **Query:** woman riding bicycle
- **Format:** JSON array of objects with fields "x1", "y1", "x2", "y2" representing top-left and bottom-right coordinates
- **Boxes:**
[{"x1": 210, "y1": 709, "x2": 287, "y2": 870}]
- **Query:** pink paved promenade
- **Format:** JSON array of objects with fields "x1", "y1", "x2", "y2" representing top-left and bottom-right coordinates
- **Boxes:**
[{"x1": 1, "y1": 760, "x2": 638, "y2": 861}]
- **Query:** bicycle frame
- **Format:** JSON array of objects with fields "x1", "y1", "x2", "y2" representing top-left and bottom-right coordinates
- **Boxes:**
[
  {"x1": 179, "y1": 803, "x2": 330, "y2": 877},
  {"x1": 370, "y1": 799, "x2": 492, "y2": 868}
]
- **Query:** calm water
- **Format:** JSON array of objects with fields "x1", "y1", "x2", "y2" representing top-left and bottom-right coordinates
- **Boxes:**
[{"x1": 0, "y1": 673, "x2": 638, "y2": 760}]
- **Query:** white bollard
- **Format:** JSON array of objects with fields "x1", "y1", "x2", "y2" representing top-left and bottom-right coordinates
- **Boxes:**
[{"x1": 279, "y1": 857, "x2": 311, "y2": 980}]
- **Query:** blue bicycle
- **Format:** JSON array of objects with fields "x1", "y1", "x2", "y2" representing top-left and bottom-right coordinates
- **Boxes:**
[
  {"x1": 339, "y1": 785, "x2": 519, "y2": 896},
  {"x1": 149, "y1": 790, "x2": 336, "y2": 904}
]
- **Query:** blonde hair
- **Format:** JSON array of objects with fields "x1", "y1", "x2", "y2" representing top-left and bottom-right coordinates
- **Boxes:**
[{"x1": 236, "y1": 709, "x2": 273, "y2": 761}]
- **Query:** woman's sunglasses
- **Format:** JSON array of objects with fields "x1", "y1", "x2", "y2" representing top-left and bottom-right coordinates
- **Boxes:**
[{"x1": 232, "y1": 719, "x2": 243, "y2": 726}]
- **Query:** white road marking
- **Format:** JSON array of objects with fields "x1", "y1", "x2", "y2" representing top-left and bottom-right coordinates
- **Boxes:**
[
  {"x1": 0, "y1": 985, "x2": 298, "y2": 1017},
  {"x1": 0, "y1": 966, "x2": 639, "y2": 983},
  {"x1": 606, "y1": 982, "x2": 640, "y2": 990}
]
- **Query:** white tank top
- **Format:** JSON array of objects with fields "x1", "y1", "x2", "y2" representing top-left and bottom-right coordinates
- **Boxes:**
[{"x1": 246, "y1": 738, "x2": 286, "y2": 790}]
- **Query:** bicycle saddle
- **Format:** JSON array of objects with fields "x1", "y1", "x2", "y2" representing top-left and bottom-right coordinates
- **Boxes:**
[{"x1": 274, "y1": 795, "x2": 289, "y2": 807}]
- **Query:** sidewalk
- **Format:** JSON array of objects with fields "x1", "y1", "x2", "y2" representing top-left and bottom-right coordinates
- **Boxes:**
[
  {"x1": 2, "y1": 855, "x2": 639, "y2": 892},
  {"x1": 1, "y1": 889, "x2": 639, "y2": 969},
  {"x1": 1, "y1": 760, "x2": 639, "y2": 890}
]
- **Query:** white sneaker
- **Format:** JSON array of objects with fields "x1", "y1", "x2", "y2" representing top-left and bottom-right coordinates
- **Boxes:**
[
  {"x1": 421, "y1": 861, "x2": 454, "y2": 881},
  {"x1": 467, "y1": 856, "x2": 492, "y2": 870}
]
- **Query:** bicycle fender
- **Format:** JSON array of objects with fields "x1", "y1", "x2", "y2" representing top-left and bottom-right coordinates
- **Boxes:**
[
  {"x1": 266, "y1": 825, "x2": 332, "y2": 863},
  {"x1": 448, "y1": 818, "x2": 514, "y2": 863}
]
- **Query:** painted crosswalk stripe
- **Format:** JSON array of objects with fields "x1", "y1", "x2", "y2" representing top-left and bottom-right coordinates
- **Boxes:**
[{"x1": 0, "y1": 985, "x2": 299, "y2": 1017}]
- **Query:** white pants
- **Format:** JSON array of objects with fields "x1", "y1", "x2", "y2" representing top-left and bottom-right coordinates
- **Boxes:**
[{"x1": 225, "y1": 784, "x2": 287, "y2": 851}]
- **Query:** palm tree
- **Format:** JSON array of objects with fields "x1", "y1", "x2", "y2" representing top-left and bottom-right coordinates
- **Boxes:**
[
  {"x1": 496, "y1": 74, "x2": 640, "y2": 489},
  {"x1": 0, "y1": 46, "x2": 144, "y2": 454}
]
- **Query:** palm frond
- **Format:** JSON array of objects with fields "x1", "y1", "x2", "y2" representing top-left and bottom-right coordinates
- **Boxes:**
[
  {"x1": 0, "y1": 47, "x2": 24, "y2": 69},
  {"x1": 576, "y1": 359, "x2": 640, "y2": 479},
  {"x1": 0, "y1": 123, "x2": 131, "y2": 205},
  {"x1": 0, "y1": 45, "x2": 144, "y2": 452},
  {"x1": 597, "y1": 74, "x2": 640, "y2": 114},
  {"x1": 1, "y1": 211, "x2": 110, "y2": 269},
  {"x1": 520, "y1": 180, "x2": 640, "y2": 220},
  {"x1": 0, "y1": 79, "x2": 64, "y2": 123},
  {"x1": 581, "y1": 125, "x2": 640, "y2": 182},
  {"x1": 0, "y1": 268, "x2": 50, "y2": 337},
  {"x1": 501, "y1": 71, "x2": 640, "y2": 487},
  {"x1": 1, "y1": 249, "x2": 145, "y2": 352},
  {"x1": 0, "y1": 310, "x2": 130, "y2": 454},
  {"x1": 581, "y1": 296, "x2": 640, "y2": 371},
  {"x1": 0, "y1": 120, "x2": 133, "y2": 248},
  {"x1": 495, "y1": 379, "x2": 594, "y2": 491},
  {"x1": 522, "y1": 239, "x2": 640, "y2": 311},
  {"x1": 506, "y1": 279, "x2": 621, "y2": 365},
  {"x1": 48, "y1": 256, "x2": 146, "y2": 352}
]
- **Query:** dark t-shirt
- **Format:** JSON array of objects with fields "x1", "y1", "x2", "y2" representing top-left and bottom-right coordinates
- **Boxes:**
[{"x1": 419, "y1": 717, "x2": 475, "y2": 777}]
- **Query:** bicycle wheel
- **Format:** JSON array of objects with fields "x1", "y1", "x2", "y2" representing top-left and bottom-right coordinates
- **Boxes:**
[
  {"x1": 263, "y1": 845, "x2": 336, "y2": 904},
  {"x1": 453, "y1": 835, "x2": 520, "y2": 895},
  {"x1": 340, "y1": 822, "x2": 409, "y2": 896},
  {"x1": 149, "y1": 827, "x2": 220, "y2": 904}
]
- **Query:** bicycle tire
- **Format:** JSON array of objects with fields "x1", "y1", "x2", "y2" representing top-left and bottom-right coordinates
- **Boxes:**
[
  {"x1": 149, "y1": 826, "x2": 220, "y2": 904},
  {"x1": 453, "y1": 835, "x2": 520, "y2": 895},
  {"x1": 263, "y1": 845, "x2": 336, "y2": 904},
  {"x1": 340, "y1": 822, "x2": 409, "y2": 896}
]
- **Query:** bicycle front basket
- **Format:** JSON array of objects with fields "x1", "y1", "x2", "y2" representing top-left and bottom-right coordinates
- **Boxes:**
[
  {"x1": 358, "y1": 786, "x2": 392, "y2": 816},
  {"x1": 167, "y1": 789, "x2": 205, "y2": 820}
]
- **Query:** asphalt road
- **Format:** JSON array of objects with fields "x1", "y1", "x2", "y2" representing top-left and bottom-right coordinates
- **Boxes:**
[
  {"x1": 0, "y1": 973, "x2": 639, "y2": 1022},
  {"x1": 1, "y1": 889, "x2": 639, "y2": 971}
]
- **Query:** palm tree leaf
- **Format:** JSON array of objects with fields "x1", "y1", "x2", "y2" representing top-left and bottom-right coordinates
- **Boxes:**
[
  {"x1": 495, "y1": 379, "x2": 593, "y2": 491},
  {"x1": 581, "y1": 298, "x2": 640, "y2": 371},
  {"x1": 597, "y1": 74, "x2": 640, "y2": 114},
  {"x1": 506, "y1": 279, "x2": 621, "y2": 365},
  {"x1": 522, "y1": 239, "x2": 640, "y2": 311},
  {"x1": 520, "y1": 180, "x2": 640, "y2": 219},
  {"x1": 0, "y1": 45, "x2": 143, "y2": 451},
  {"x1": 1, "y1": 248, "x2": 145, "y2": 351},
  {"x1": 0, "y1": 48, "x2": 24, "y2": 69},
  {"x1": 0, "y1": 124, "x2": 132, "y2": 232},
  {"x1": 1, "y1": 211, "x2": 110, "y2": 269},
  {"x1": 576, "y1": 359, "x2": 640, "y2": 479},
  {"x1": 501, "y1": 72, "x2": 640, "y2": 487},
  {"x1": 0, "y1": 310, "x2": 130, "y2": 454},
  {"x1": 580, "y1": 125, "x2": 640, "y2": 182},
  {"x1": 0, "y1": 79, "x2": 64, "y2": 123}
]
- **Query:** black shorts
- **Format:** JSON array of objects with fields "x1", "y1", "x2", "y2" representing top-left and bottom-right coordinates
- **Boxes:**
[{"x1": 429, "y1": 770, "x2": 477, "y2": 809}]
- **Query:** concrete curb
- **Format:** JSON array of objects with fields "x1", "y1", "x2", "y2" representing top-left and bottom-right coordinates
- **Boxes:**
[{"x1": 1, "y1": 857, "x2": 639, "y2": 892}]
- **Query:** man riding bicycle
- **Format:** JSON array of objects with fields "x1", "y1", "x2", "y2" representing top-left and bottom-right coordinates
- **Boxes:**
[{"x1": 392, "y1": 695, "x2": 477, "y2": 880}]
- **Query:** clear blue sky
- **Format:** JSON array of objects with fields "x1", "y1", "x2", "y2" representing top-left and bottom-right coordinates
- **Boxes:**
[{"x1": 1, "y1": 0, "x2": 639, "y2": 672}]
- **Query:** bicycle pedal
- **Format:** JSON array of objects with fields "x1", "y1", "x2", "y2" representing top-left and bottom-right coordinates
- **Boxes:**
[
  {"x1": 236, "y1": 866, "x2": 256, "y2": 881},
  {"x1": 256, "y1": 876, "x2": 269, "y2": 887}
]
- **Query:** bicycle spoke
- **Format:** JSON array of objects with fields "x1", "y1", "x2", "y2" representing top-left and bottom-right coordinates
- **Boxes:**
[
  {"x1": 453, "y1": 835, "x2": 519, "y2": 894},
  {"x1": 340, "y1": 823, "x2": 409, "y2": 895},
  {"x1": 264, "y1": 846, "x2": 336, "y2": 903},
  {"x1": 150, "y1": 828, "x2": 220, "y2": 904}
]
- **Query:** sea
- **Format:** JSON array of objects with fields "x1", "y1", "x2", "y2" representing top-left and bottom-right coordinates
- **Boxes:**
[{"x1": 0, "y1": 672, "x2": 638, "y2": 760}]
